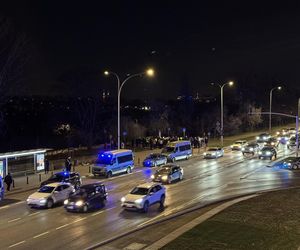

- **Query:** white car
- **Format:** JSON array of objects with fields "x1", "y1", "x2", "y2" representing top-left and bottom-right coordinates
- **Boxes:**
[
  {"x1": 27, "y1": 182, "x2": 74, "y2": 208},
  {"x1": 204, "y1": 147, "x2": 224, "y2": 159},
  {"x1": 121, "y1": 183, "x2": 166, "y2": 213},
  {"x1": 230, "y1": 140, "x2": 247, "y2": 150}
]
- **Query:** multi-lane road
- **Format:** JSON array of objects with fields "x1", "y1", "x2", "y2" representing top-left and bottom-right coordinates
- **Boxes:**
[{"x1": 1, "y1": 145, "x2": 300, "y2": 249}]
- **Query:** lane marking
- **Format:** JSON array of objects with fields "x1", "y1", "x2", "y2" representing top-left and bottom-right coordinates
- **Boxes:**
[
  {"x1": 28, "y1": 212, "x2": 40, "y2": 217},
  {"x1": 0, "y1": 205, "x2": 10, "y2": 210},
  {"x1": 8, "y1": 241, "x2": 26, "y2": 248},
  {"x1": 33, "y1": 231, "x2": 49, "y2": 239},
  {"x1": 91, "y1": 210, "x2": 104, "y2": 217},
  {"x1": 56, "y1": 223, "x2": 71, "y2": 230},
  {"x1": 8, "y1": 218, "x2": 21, "y2": 223}
]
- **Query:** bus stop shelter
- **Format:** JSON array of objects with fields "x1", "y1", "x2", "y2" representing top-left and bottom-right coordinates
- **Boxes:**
[{"x1": 0, "y1": 149, "x2": 48, "y2": 177}]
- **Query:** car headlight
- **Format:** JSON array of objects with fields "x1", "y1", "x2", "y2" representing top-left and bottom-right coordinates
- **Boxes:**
[
  {"x1": 276, "y1": 132, "x2": 280, "y2": 135},
  {"x1": 203, "y1": 152, "x2": 207, "y2": 156},
  {"x1": 162, "y1": 175, "x2": 168, "y2": 181},
  {"x1": 287, "y1": 141, "x2": 290, "y2": 145},
  {"x1": 135, "y1": 198, "x2": 143, "y2": 204},
  {"x1": 151, "y1": 174, "x2": 155, "y2": 179},
  {"x1": 39, "y1": 198, "x2": 47, "y2": 204},
  {"x1": 231, "y1": 146, "x2": 233, "y2": 148},
  {"x1": 249, "y1": 148, "x2": 254, "y2": 151},
  {"x1": 287, "y1": 163, "x2": 292, "y2": 166},
  {"x1": 211, "y1": 152, "x2": 216, "y2": 156},
  {"x1": 75, "y1": 200, "x2": 84, "y2": 206},
  {"x1": 121, "y1": 197, "x2": 126, "y2": 202},
  {"x1": 64, "y1": 199, "x2": 69, "y2": 205},
  {"x1": 256, "y1": 136, "x2": 259, "y2": 140},
  {"x1": 266, "y1": 151, "x2": 271, "y2": 155},
  {"x1": 263, "y1": 136, "x2": 267, "y2": 140},
  {"x1": 241, "y1": 147, "x2": 245, "y2": 151},
  {"x1": 258, "y1": 151, "x2": 262, "y2": 155}
]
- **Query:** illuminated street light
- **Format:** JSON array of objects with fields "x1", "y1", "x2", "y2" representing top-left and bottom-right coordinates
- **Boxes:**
[
  {"x1": 104, "y1": 68, "x2": 155, "y2": 149},
  {"x1": 269, "y1": 86, "x2": 282, "y2": 133},
  {"x1": 211, "y1": 81, "x2": 234, "y2": 147}
]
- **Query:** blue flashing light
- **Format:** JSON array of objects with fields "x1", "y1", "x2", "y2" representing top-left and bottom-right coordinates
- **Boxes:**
[{"x1": 108, "y1": 155, "x2": 111, "y2": 158}]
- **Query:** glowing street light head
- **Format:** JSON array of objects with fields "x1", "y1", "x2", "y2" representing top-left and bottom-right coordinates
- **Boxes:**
[
  {"x1": 104, "y1": 70, "x2": 109, "y2": 76},
  {"x1": 228, "y1": 81, "x2": 234, "y2": 86},
  {"x1": 146, "y1": 68, "x2": 154, "y2": 77},
  {"x1": 277, "y1": 86, "x2": 282, "y2": 90}
]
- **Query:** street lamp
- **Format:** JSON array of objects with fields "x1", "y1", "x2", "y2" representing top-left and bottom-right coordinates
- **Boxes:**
[
  {"x1": 269, "y1": 86, "x2": 282, "y2": 133},
  {"x1": 211, "y1": 81, "x2": 234, "y2": 146},
  {"x1": 104, "y1": 68, "x2": 155, "y2": 149}
]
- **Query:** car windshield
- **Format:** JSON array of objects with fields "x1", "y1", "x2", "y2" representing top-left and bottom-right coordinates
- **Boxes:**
[
  {"x1": 208, "y1": 148, "x2": 217, "y2": 151},
  {"x1": 157, "y1": 168, "x2": 171, "y2": 174},
  {"x1": 262, "y1": 147, "x2": 273, "y2": 151},
  {"x1": 247, "y1": 143, "x2": 257, "y2": 147},
  {"x1": 162, "y1": 147, "x2": 175, "y2": 153},
  {"x1": 234, "y1": 141, "x2": 243, "y2": 144},
  {"x1": 38, "y1": 186, "x2": 55, "y2": 193},
  {"x1": 96, "y1": 156, "x2": 112, "y2": 165},
  {"x1": 48, "y1": 174, "x2": 64, "y2": 181},
  {"x1": 130, "y1": 187, "x2": 149, "y2": 195},
  {"x1": 146, "y1": 154, "x2": 157, "y2": 159}
]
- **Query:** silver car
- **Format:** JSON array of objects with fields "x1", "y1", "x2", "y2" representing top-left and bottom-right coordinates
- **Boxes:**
[{"x1": 204, "y1": 147, "x2": 224, "y2": 159}]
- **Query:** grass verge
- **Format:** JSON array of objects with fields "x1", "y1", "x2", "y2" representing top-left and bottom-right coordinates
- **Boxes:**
[{"x1": 162, "y1": 188, "x2": 300, "y2": 250}]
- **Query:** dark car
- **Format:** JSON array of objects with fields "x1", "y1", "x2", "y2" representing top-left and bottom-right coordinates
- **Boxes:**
[
  {"x1": 256, "y1": 133, "x2": 271, "y2": 143},
  {"x1": 282, "y1": 157, "x2": 300, "y2": 170},
  {"x1": 264, "y1": 137, "x2": 279, "y2": 148},
  {"x1": 258, "y1": 146, "x2": 277, "y2": 160},
  {"x1": 64, "y1": 183, "x2": 107, "y2": 212},
  {"x1": 151, "y1": 164, "x2": 183, "y2": 184},
  {"x1": 143, "y1": 153, "x2": 167, "y2": 167},
  {"x1": 40, "y1": 171, "x2": 82, "y2": 189},
  {"x1": 241, "y1": 143, "x2": 260, "y2": 155},
  {"x1": 287, "y1": 136, "x2": 299, "y2": 149}
]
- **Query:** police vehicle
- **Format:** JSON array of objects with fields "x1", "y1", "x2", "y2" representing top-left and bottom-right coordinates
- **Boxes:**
[
  {"x1": 162, "y1": 141, "x2": 192, "y2": 162},
  {"x1": 92, "y1": 149, "x2": 134, "y2": 178}
]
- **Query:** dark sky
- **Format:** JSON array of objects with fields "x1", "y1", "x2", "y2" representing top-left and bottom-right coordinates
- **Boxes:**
[{"x1": 2, "y1": 1, "x2": 300, "y2": 101}]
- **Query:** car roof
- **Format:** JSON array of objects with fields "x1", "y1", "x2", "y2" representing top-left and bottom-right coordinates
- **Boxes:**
[
  {"x1": 44, "y1": 182, "x2": 70, "y2": 187},
  {"x1": 136, "y1": 182, "x2": 161, "y2": 189},
  {"x1": 80, "y1": 183, "x2": 103, "y2": 189}
]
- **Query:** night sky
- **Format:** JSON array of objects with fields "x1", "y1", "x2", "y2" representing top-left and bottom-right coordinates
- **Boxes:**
[{"x1": 2, "y1": 1, "x2": 300, "y2": 101}]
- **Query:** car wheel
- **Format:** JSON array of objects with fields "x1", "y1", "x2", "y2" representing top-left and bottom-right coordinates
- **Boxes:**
[
  {"x1": 126, "y1": 167, "x2": 132, "y2": 174},
  {"x1": 83, "y1": 204, "x2": 88, "y2": 212},
  {"x1": 46, "y1": 199, "x2": 54, "y2": 209},
  {"x1": 160, "y1": 195, "x2": 165, "y2": 207},
  {"x1": 106, "y1": 171, "x2": 112, "y2": 178},
  {"x1": 142, "y1": 201, "x2": 149, "y2": 213}
]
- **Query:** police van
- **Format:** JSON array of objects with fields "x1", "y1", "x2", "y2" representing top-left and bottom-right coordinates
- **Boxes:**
[
  {"x1": 0, "y1": 175, "x2": 4, "y2": 201},
  {"x1": 92, "y1": 149, "x2": 134, "y2": 178},
  {"x1": 162, "y1": 140, "x2": 192, "y2": 162}
]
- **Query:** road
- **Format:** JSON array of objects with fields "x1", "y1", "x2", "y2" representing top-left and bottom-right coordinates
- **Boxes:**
[{"x1": 1, "y1": 145, "x2": 300, "y2": 249}]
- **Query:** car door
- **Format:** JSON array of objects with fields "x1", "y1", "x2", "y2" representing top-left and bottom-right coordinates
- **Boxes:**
[
  {"x1": 60, "y1": 184, "x2": 72, "y2": 200},
  {"x1": 52, "y1": 185, "x2": 63, "y2": 203},
  {"x1": 148, "y1": 186, "x2": 158, "y2": 204},
  {"x1": 171, "y1": 167, "x2": 179, "y2": 180}
]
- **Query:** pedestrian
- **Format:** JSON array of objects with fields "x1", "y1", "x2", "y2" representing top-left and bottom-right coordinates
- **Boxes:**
[
  {"x1": 45, "y1": 159, "x2": 50, "y2": 174},
  {"x1": 4, "y1": 173, "x2": 13, "y2": 191},
  {"x1": 65, "y1": 157, "x2": 72, "y2": 172},
  {"x1": 204, "y1": 136, "x2": 209, "y2": 148}
]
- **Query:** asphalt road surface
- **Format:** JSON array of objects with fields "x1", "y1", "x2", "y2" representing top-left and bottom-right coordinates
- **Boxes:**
[{"x1": 1, "y1": 145, "x2": 300, "y2": 249}]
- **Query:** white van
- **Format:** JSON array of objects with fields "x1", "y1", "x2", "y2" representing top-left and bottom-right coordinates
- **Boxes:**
[
  {"x1": 92, "y1": 149, "x2": 134, "y2": 178},
  {"x1": 162, "y1": 140, "x2": 192, "y2": 162}
]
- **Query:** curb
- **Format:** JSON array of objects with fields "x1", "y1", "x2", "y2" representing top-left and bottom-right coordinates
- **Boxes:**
[{"x1": 85, "y1": 185, "x2": 300, "y2": 250}]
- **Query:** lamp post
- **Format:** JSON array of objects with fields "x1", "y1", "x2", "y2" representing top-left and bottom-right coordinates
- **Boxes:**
[
  {"x1": 269, "y1": 86, "x2": 282, "y2": 134},
  {"x1": 104, "y1": 69, "x2": 154, "y2": 149},
  {"x1": 211, "y1": 81, "x2": 234, "y2": 147}
]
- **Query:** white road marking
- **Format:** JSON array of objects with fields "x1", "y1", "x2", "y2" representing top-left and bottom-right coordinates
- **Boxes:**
[
  {"x1": 91, "y1": 210, "x2": 104, "y2": 217},
  {"x1": 8, "y1": 241, "x2": 26, "y2": 248},
  {"x1": 0, "y1": 205, "x2": 10, "y2": 210},
  {"x1": 28, "y1": 212, "x2": 40, "y2": 217},
  {"x1": 0, "y1": 201, "x2": 25, "y2": 210},
  {"x1": 33, "y1": 231, "x2": 49, "y2": 239},
  {"x1": 56, "y1": 223, "x2": 70, "y2": 230},
  {"x1": 8, "y1": 218, "x2": 21, "y2": 223}
]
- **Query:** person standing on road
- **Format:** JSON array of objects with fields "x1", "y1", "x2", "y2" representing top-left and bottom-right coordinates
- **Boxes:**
[
  {"x1": 65, "y1": 157, "x2": 72, "y2": 172},
  {"x1": 4, "y1": 173, "x2": 13, "y2": 191},
  {"x1": 45, "y1": 159, "x2": 50, "y2": 174}
]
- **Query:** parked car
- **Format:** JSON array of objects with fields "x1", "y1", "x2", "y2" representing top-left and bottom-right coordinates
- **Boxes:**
[
  {"x1": 258, "y1": 146, "x2": 277, "y2": 160},
  {"x1": 162, "y1": 140, "x2": 192, "y2": 162},
  {"x1": 151, "y1": 165, "x2": 183, "y2": 184},
  {"x1": 287, "y1": 136, "x2": 299, "y2": 149},
  {"x1": 121, "y1": 183, "x2": 166, "y2": 213},
  {"x1": 40, "y1": 171, "x2": 82, "y2": 189},
  {"x1": 230, "y1": 140, "x2": 247, "y2": 150},
  {"x1": 143, "y1": 153, "x2": 167, "y2": 167},
  {"x1": 241, "y1": 143, "x2": 260, "y2": 155},
  {"x1": 204, "y1": 147, "x2": 224, "y2": 159},
  {"x1": 92, "y1": 149, "x2": 134, "y2": 178},
  {"x1": 256, "y1": 133, "x2": 271, "y2": 143},
  {"x1": 27, "y1": 182, "x2": 74, "y2": 208},
  {"x1": 64, "y1": 183, "x2": 107, "y2": 212}
]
